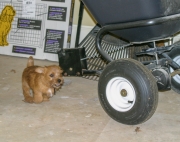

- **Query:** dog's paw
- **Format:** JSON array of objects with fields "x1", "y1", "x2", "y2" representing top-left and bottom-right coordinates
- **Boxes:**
[
  {"x1": 23, "y1": 97, "x2": 34, "y2": 103},
  {"x1": 43, "y1": 99, "x2": 49, "y2": 102},
  {"x1": 4, "y1": 42, "x2": 9, "y2": 46},
  {"x1": 33, "y1": 98, "x2": 43, "y2": 104},
  {"x1": 43, "y1": 97, "x2": 49, "y2": 102},
  {"x1": 0, "y1": 43, "x2": 4, "y2": 46}
]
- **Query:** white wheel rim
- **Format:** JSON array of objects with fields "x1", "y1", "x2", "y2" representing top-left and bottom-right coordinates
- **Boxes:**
[
  {"x1": 170, "y1": 55, "x2": 180, "y2": 84},
  {"x1": 106, "y1": 77, "x2": 136, "y2": 112}
]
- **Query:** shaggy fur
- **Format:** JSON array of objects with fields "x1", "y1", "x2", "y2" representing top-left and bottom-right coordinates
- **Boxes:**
[{"x1": 22, "y1": 56, "x2": 64, "y2": 103}]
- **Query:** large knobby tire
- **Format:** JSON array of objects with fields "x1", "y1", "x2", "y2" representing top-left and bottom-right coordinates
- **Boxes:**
[
  {"x1": 168, "y1": 45, "x2": 180, "y2": 94},
  {"x1": 98, "y1": 59, "x2": 158, "y2": 125}
]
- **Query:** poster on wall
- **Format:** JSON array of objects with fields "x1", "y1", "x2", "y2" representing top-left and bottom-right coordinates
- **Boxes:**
[
  {"x1": 47, "y1": 6, "x2": 67, "y2": 21},
  {"x1": 42, "y1": 0, "x2": 65, "y2": 2},
  {"x1": 0, "y1": 0, "x2": 72, "y2": 61},
  {"x1": 22, "y1": 0, "x2": 36, "y2": 17},
  {"x1": 44, "y1": 29, "x2": 65, "y2": 53}
]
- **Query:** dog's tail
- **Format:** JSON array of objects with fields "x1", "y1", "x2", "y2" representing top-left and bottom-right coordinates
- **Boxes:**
[{"x1": 27, "y1": 56, "x2": 34, "y2": 67}]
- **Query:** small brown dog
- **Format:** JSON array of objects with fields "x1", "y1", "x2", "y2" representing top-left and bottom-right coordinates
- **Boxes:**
[{"x1": 22, "y1": 56, "x2": 64, "y2": 103}]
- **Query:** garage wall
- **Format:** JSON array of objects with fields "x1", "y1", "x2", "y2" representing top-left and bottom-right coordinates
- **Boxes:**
[
  {"x1": 73, "y1": 0, "x2": 96, "y2": 26},
  {"x1": 70, "y1": 0, "x2": 96, "y2": 48}
]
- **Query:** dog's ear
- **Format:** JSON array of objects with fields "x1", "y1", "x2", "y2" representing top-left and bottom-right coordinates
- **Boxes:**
[
  {"x1": 35, "y1": 67, "x2": 45, "y2": 74},
  {"x1": 1, "y1": 7, "x2": 7, "y2": 15},
  {"x1": 60, "y1": 69, "x2": 63, "y2": 73},
  {"x1": 58, "y1": 66, "x2": 63, "y2": 73}
]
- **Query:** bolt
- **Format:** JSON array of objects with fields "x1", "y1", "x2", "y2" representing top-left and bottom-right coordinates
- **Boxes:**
[{"x1": 121, "y1": 89, "x2": 127, "y2": 97}]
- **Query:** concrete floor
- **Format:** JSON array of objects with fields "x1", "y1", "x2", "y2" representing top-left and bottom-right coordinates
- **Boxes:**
[{"x1": 0, "y1": 55, "x2": 180, "y2": 142}]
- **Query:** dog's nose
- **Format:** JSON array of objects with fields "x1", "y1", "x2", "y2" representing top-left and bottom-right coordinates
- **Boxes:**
[{"x1": 57, "y1": 79, "x2": 61, "y2": 83}]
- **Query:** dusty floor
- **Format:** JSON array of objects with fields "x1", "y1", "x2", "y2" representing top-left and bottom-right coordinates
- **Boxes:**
[{"x1": 0, "y1": 55, "x2": 180, "y2": 142}]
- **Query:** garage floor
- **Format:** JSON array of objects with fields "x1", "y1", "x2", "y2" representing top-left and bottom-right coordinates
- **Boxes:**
[{"x1": 0, "y1": 55, "x2": 180, "y2": 142}]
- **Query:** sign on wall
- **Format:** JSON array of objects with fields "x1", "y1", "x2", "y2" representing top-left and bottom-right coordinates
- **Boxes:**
[{"x1": 0, "y1": 0, "x2": 72, "y2": 61}]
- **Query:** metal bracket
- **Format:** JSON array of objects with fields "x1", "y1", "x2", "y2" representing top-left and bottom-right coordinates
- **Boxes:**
[
  {"x1": 170, "y1": 69, "x2": 180, "y2": 77},
  {"x1": 136, "y1": 45, "x2": 174, "y2": 56}
]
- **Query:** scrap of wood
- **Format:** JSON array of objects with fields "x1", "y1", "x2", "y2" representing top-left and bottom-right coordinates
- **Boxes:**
[
  {"x1": 10, "y1": 69, "x2": 16, "y2": 73},
  {"x1": 135, "y1": 127, "x2": 141, "y2": 133}
]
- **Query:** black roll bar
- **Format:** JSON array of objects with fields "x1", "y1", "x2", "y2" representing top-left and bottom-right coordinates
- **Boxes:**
[{"x1": 95, "y1": 13, "x2": 180, "y2": 63}]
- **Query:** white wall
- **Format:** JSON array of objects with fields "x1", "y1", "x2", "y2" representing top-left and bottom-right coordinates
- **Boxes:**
[
  {"x1": 73, "y1": 0, "x2": 96, "y2": 26},
  {"x1": 70, "y1": 25, "x2": 94, "y2": 48},
  {"x1": 69, "y1": 0, "x2": 96, "y2": 47}
]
